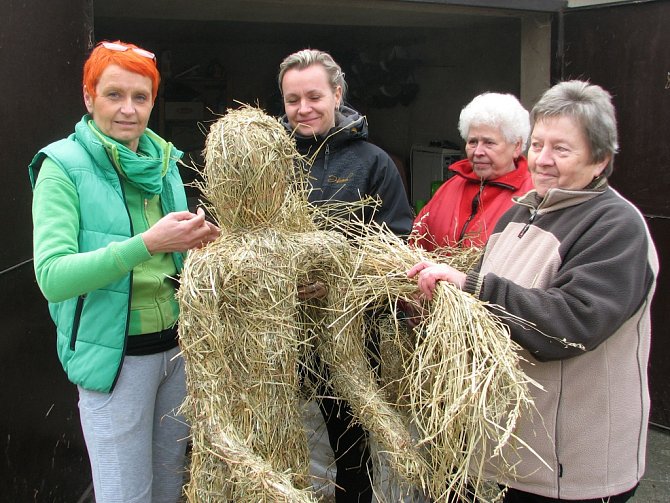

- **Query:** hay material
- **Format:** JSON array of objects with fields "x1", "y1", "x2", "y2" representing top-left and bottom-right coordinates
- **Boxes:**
[
  {"x1": 196, "y1": 105, "x2": 312, "y2": 233},
  {"x1": 325, "y1": 226, "x2": 538, "y2": 502},
  {"x1": 407, "y1": 282, "x2": 534, "y2": 502},
  {"x1": 178, "y1": 106, "x2": 324, "y2": 501},
  {"x1": 178, "y1": 105, "x2": 540, "y2": 503}
]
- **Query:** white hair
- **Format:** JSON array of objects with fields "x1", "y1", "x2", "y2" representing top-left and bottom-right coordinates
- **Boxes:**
[{"x1": 458, "y1": 92, "x2": 530, "y2": 150}]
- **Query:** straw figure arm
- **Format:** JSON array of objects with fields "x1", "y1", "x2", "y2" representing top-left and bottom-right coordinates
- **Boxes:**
[
  {"x1": 204, "y1": 421, "x2": 318, "y2": 502},
  {"x1": 316, "y1": 247, "x2": 428, "y2": 492},
  {"x1": 325, "y1": 227, "x2": 539, "y2": 503}
]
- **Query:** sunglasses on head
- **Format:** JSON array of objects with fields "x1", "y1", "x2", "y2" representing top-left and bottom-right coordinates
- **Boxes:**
[{"x1": 100, "y1": 42, "x2": 156, "y2": 61}]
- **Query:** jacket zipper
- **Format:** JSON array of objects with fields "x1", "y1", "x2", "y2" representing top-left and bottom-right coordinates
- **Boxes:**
[
  {"x1": 323, "y1": 144, "x2": 330, "y2": 171},
  {"x1": 458, "y1": 191, "x2": 481, "y2": 243},
  {"x1": 457, "y1": 182, "x2": 484, "y2": 244},
  {"x1": 69, "y1": 295, "x2": 86, "y2": 351},
  {"x1": 315, "y1": 143, "x2": 331, "y2": 194},
  {"x1": 517, "y1": 208, "x2": 538, "y2": 238},
  {"x1": 109, "y1": 173, "x2": 133, "y2": 392}
]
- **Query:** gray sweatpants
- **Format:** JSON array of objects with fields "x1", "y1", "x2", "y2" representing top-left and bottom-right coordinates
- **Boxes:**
[{"x1": 77, "y1": 346, "x2": 189, "y2": 503}]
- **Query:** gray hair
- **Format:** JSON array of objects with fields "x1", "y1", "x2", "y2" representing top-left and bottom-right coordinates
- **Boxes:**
[
  {"x1": 278, "y1": 49, "x2": 347, "y2": 106},
  {"x1": 458, "y1": 92, "x2": 530, "y2": 150},
  {"x1": 530, "y1": 80, "x2": 618, "y2": 177}
]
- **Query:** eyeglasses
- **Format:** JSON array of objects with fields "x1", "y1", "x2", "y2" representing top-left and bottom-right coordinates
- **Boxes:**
[{"x1": 100, "y1": 42, "x2": 156, "y2": 61}]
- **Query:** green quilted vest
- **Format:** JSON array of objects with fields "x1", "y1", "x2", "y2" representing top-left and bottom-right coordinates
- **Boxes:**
[{"x1": 29, "y1": 129, "x2": 187, "y2": 392}]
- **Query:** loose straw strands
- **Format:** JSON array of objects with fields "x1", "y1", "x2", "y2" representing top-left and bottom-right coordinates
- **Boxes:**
[{"x1": 408, "y1": 281, "x2": 535, "y2": 502}]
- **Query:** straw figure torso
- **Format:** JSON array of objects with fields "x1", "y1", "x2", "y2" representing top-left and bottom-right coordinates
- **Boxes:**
[{"x1": 178, "y1": 106, "x2": 539, "y2": 503}]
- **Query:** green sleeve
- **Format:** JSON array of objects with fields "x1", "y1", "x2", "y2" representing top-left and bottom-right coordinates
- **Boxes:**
[{"x1": 32, "y1": 158, "x2": 152, "y2": 303}]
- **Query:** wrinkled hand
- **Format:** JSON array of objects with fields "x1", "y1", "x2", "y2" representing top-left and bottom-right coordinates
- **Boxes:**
[
  {"x1": 407, "y1": 260, "x2": 466, "y2": 300},
  {"x1": 297, "y1": 281, "x2": 328, "y2": 301},
  {"x1": 142, "y1": 207, "x2": 220, "y2": 254}
]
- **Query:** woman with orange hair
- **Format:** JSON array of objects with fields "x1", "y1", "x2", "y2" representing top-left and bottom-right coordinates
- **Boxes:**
[{"x1": 29, "y1": 41, "x2": 219, "y2": 502}]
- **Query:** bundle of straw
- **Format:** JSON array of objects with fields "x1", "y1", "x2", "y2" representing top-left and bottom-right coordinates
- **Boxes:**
[
  {"x1": 178, "y1": 105, "x2": 540, "y2": 503},
  {"x1": 320, "y1": 223, "x2": 538, "y2": 502}
]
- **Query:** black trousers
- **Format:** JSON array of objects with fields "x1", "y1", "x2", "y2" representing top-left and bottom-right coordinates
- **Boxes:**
[
  {"x1": 502, "y1": 485, "x2": 638, "y2": 503},
  {"x1": 311, "y1": 312, "x2": 381, "y2": 503},
  {"x1": 317, "y1": 391, "x2": 373, "y2": 503}
]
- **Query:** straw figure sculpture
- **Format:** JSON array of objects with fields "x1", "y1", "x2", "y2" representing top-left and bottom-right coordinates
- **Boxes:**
[{"x1": 177, "y1": 105, "x2": 541, "y2": 502}]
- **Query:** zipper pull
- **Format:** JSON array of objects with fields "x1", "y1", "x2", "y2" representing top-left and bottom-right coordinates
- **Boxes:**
[
  {"x1": 457, "y1": 192, "x2": 481, "y2": 243},
  {"x1": 518, "y1": 209, "x2": 537, "y2": 238}
]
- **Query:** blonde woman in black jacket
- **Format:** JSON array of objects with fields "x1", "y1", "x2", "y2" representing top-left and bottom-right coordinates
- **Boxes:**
[{"x1": 278, "y1": 48, "x2": 413, "y2": 503}]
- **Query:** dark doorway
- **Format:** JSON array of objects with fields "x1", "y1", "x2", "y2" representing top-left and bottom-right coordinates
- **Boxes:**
[{"x1": 1, "y1": 1, "x2": 94, "y2": 501}]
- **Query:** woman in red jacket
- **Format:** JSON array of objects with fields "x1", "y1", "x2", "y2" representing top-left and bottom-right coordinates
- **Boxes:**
[{"x1": 411, "y1": 92, "x2": 532, "y2": 250}]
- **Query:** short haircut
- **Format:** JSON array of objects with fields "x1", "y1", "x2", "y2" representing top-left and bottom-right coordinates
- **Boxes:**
[
  {"x1": 277, "y1": 49, "x2": 347, "y2": 106},
  {"x1": 83, "y1": 40, "x2": 160, "y2": 101},
  {"x1": 530, "y1": 80, "x2": 618, "y2": 177},
  {"x1": 458, "y1": 92, "x2": 531, "y2": 150}
]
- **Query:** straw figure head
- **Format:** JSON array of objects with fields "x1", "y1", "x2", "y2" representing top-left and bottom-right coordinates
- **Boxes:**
[{"x1": 201, "y1": 105, "x2": 313, "y2": 232}]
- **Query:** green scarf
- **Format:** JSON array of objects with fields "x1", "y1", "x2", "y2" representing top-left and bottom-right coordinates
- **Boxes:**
[{"x1": 88, "y1": 119, "x2": 174, "y2": 195}]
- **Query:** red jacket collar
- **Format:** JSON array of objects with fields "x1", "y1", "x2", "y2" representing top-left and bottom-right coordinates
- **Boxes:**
[{"x1": 449, "y1": 155, "x2": 529, "y2": 190}]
